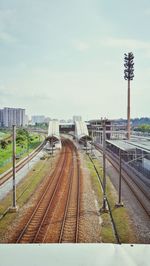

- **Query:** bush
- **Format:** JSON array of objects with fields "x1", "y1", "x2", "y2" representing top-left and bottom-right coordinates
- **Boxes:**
[{"x1": 1, "y1": 140, "x2": 7, "y2": 149}]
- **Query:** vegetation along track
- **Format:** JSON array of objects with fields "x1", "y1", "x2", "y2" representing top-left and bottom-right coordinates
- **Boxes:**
[
  {"x1": 94, "y1": 143, "x2": 150, "y2": 218},
  {"x1": 88, "y1": 154, "x2": 121, "y2": 244},
  {"x1": 0, "y1": 142, "x2": 45, "y2": 186},
  {"x1": 15, "y1": 139, "x2": 81, "y2": 243}
]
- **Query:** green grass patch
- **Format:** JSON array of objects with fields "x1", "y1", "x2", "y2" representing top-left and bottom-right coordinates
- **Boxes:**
[
  {"x1": 0, "y1": 132, "x2": 44, "y2": 174},
  {"x1": 0, "y1": 131, "x2": 11, "y2": 140},
  {"x1": 106, "y1": 179, "x2": 137, "y2": 243},
  {"x1": 85, "y1": 154, "x2": 137, "y2": 243},
  {"x1": 85, "y1": 155, "x2": 115, "y2": 243}
]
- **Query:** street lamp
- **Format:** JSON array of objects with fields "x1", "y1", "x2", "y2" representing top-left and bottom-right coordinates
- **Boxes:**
[{"x1": 124, "y1": 52, "x2": 134, "y2": 140}]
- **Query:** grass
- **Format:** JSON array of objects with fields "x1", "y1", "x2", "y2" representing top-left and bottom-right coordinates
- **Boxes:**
[
  {"x1": 0, "y1": 131, "x2": 11, "y2": 140},
  {"x1": 0, "y1": 133, "x2": 44, "y2": 174},
  {"x1": 85, "y1": 155, "x2": 115, "y2": 243},
  {"x1": 0, "y1": 153, "x2": 55, "y2": 242},
  {"x1": 85, "y1": 154, "x2": 137, "y2": 243}
]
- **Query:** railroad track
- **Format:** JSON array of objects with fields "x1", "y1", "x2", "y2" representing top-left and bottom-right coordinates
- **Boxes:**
[
  {"x1": 94, "y1": 143, "x2": 150, "y2": 217},
  {"x1": 58, "y1": 143, "x2": 80, "y2": 243},
  {"x1": 15, "y1": 139, "x2": 81, "y2": 243},
  {"x1": 0, "y1": 142, "x2": 45, "y2": 186}
]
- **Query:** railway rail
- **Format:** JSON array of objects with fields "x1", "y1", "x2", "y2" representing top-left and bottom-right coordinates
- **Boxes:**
[
  {"x1": 94, "y1": 143, "x2": 150, "y2": 218},
  {"x1": 58, "y1": 143, "x2": 80, "y2": 243},
  {"x1": 15, "y1": 139, "x2": 81, "y2": 243},
  {"x1": 0, "y1": 141, "x2": 45, "y2": 186}
]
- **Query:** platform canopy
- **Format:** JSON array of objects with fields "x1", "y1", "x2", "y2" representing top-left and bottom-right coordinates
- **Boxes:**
[
  {"x1": 75, "y1": 120, "x2": 91, "y2": 142},
  {"x1": 46, "y1": 120, "x2": 60, "y2": 142},
  {"x1": 106, "y1": 140, "x2": 136, "y2": 152}
]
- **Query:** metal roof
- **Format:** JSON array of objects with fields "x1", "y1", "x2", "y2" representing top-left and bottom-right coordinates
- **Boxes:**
[
  {"x1": 107, "y1": 139, "x2": 150, "y2": 153},
  {"x1": 125, "y1": 139, "x2": 150, "y2": 153},
  {"x1": 106, "y1": 140, "x2": 136, "y2": 152}
]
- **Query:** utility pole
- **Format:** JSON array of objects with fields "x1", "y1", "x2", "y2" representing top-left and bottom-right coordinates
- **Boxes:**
[
  {"x1": 124, "y1": 52, "x2": 134, "y2": 140},
  {"x1": 91, "y1": 128, "x2": 93, "y2": 155},
  {"x1": 100, "y1": 119, "x2": 108, "y2": 213},
  {"x1": 115, "y1": 149, "x2": 124, "y2": 207},
  {"x1": 27, "y1": 132, "x2": 29, "y2": 170},
  {"x1": 52, "y1": 136, "x2": 53, "y2": 155},
  {"x1": 9, "y1": 125, "x2": 18, "y2": 212},
  {"x1": 86, "y1": 135, "x2": 87, "y2": 154}
]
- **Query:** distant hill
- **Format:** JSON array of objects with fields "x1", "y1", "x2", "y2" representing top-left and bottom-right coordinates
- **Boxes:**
[
  {"x1": 131, "y1": 117, "x2": 150, "y2": 126},
  {"x1": 116, "y1": 117, "x2": 150, "y2": 126}
]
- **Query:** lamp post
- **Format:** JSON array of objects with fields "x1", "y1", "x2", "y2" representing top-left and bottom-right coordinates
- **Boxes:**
[{"x1": 124, "y1": 52, "x2": 134, "y2": 140}]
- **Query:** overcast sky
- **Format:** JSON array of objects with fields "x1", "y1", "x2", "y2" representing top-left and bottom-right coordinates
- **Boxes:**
[{"x1": 0, "y1": 0, "x2": 150, "y2": 120}]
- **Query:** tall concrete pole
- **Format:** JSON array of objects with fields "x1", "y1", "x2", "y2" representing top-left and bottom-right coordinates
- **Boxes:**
[
  {"x1": 100, "y1": 119, "x2": 107, "y2": 212},
  {"x1": 124, "y1": 52, "x2": 134, "y2": 140},
  {"x1": 12, "y1": 125, "x2": 16, "y2": 208},
  {"x1": 127, "y1": 79, "x2": 130, "y2": 140}
]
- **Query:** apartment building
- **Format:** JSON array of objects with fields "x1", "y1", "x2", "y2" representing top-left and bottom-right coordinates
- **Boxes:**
[{"x1": 0, "y1": 107, "x2": 25, "y2": 127}]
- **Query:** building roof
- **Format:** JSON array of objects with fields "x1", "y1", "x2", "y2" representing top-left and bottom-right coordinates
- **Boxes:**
[
  {"x1": 106, "y1": 140, "x2": 136, "y2": 152},
  {"x1": 107, "y1": 139, "x2": 150, "y2": 153}
]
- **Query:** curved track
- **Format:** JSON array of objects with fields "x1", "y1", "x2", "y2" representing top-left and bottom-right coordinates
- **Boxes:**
[{"x1": 15, "y1": 139, "x2": 81, "y2": 243}]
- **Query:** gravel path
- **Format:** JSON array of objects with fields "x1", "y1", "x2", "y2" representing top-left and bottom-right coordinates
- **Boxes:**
[{"x1": 78, "y1": 150, "x2": 102, "y2": 243}]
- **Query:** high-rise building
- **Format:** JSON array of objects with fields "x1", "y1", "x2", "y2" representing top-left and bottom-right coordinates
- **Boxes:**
[
  {"x1": 31, "y1": 115, "x2": 45, "y2": 125},
  {"x1": 1, "y1": 107, "x2": 25, "y2": 127}
]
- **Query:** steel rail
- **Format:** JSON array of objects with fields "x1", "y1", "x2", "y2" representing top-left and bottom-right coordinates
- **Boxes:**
[
  {"x1": 58, "y1": 142, "x2": 81, "y2": 243},
  {"x1": 75, "y1": 151, "x2": 80, "y2": 243},
  {"x1": 94, "y1": 144, "x2": 150, "y2": 218},
  {"x1": 58, "y1": 143, "x2": 74, "y2": 243},
  {"x1": 16, "y1": 141, "x2": 68, "y2": 243},
  {"x1": 0, "y1": 142, "x2": 45, "y2": 186}
]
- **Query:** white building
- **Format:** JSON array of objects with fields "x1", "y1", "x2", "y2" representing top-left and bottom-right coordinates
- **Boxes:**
[{"x1": 1, "y1": 107, "x2": 25, "y2": 127}]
